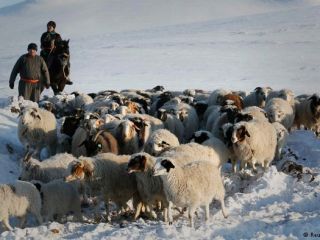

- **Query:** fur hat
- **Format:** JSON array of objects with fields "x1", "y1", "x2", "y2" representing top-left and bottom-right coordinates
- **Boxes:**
[
  {"x1": 47, "y1": 21, "x2": 56, "y2": 28},
  {"x1": 27, "y1": 43, "x2": 38, "y2": 51}
]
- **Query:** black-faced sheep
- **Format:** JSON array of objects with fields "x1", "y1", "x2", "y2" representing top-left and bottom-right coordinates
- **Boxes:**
[{"x1": 152, "y1": 157, "x2": 228, "y2": 228}]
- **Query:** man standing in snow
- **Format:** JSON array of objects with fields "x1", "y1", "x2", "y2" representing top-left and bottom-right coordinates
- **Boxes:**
[
  {"x1": 40, "y1": 20, "x2": 72, "y2": 85},
  {"x1": 9, "y1": 43, "x2": 50, "y2": 102}
]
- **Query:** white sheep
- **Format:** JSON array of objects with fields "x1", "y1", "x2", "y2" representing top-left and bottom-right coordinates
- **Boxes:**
[
  {"x1": 266, "y1": 89, "x2": 295, "y2": 107},
  {"x1": 115, "y1": 119, "x2": 140, "y2": 154},
  {"x1": 160, "y1": 142, "x2": 223, "y2": 169},
  {"x1": 272, "y1": 122, "x2": 289, "y2": 161},
  {"x1": 159, "y1": 101, "x2": 199, "y2": 141},
  {"x1": 177, "y1": 103, "x2": 199, "y2": 141},
  {"x1": 18, "y1": 107, "x2": 57, "y2": 158},
  {"x1": 19, "y1": 152, "x2": 76, "y2": 183},
  {"x1": 265, "y1": 98, "x2": 294, "y2": 131},
  {"x1": 190, "y1": 130, "x2": 213, "y2": 144},
  {"x1": 205, "y1": 105, "x2": 222, "y2": 132},
  {"x1": 239, "y1": 106, "x2": 268, "y2": 122},
  {"x1": 0, "y1": 181, "x2": 42, "y2": 231},
  {"x1": 159, "y1": 110, "x2": 185, "y2": 143},
  {"x1": 127, "y1": 153, "x2": 169, "y2": 221},
  {"x1": 243, "y1": 87, "x2": 272, "y2": 108},
  {"x1": 71, "y1": 92, "x2": 94, "y2": 109},
  {"x1": 143, "y1": 129, "x2": 179, "y2": 156},
  {"x1": 202, "y1": 136, "x2": 232, "y2": 170},
  {"x1": 152, "y1": 157, "x2": 228, "y2": 227},
  {"x1": 231, "y1": 120, "x2": 277, "y2": 170},
  {"x1": 294, "y1": 94, "x2": 320, "y2": 136},
  {"x1": 65, "y1": 153, "x2": 140, "y2": 219},
  {"x1": 33, "y1": 179, "x2": 83, "y2": 223}
]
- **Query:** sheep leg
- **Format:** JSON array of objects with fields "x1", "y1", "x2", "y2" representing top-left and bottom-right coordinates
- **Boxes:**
[
  {"x1": 31, "y1": 208, "x2": 43, "y2": 225},
  {"x1": 133, "y1": 201, "x2": 143, "y2": 220},
  {"x1": 240, "y1": 160, "x2": 246, "y2": 171},
  {"x1": 145, "y1": 205, "x2": 157, "y2": 219},
  {"x1": 204, "y1": 204, "x2": 210, "y2": 222},
  {"x1": 18, "y1": 216, "x2": 27, "y2": 228},
  {"x1": 168, "y1": 201, "x2": 173, "y2": 224},
  {"x1": 188, "y1": 207, "x2": 195, "y2": 228},
  {"x1": 263, "y1": 160, "x2": 270, "y2": 171},
  {"x1": 3, "y1": 217, "x2": 13, "y2": 231},
  {"x1": 163, "y1": 207, "x2": 168, "y2": 222},
  {"x1": 231, "y1": 158, "x2": 237, "y2": 173},
  {"x1": 220, "y1": 198, "x2": 228, "y2": 218}
]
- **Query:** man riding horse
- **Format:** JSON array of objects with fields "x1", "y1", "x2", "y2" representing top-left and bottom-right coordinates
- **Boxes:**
[{"x1": 40, "y1": 21, "x2": 72, "y2": 86}]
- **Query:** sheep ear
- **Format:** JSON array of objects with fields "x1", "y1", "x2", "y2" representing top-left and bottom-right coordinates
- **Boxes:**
[
  {"x1": 308, "y1": 94, "x2": 319, "y2": 104},
  {"x1": 243, "y1": 127, "x2": 251, "y2": 137},
  {"x1": 132, "y1": 123, "x2": 141, "y2": 131},
  {"x1": 31, "y1": 109, "x2": 41, "y2": 120},
  {"x1": 23, "y1": 151, "x2": 33, "y2": 163},
  {"x1": 243, "y1": 114, "x2": 253, "y2": 122},
  {"x1": 83, "y1": 162, "x2": 93, "y2": 178},
  {"x1": 33, "y1": 183, "x2": 42, "y2": 192},
  {"x1": 139, "y1": 155, "x2": 147, "y2": 170},
  {"x1": 160, "y1": 141, "x2": 170, "y2": 147},
  {"x1": 158, "y1": 110, "x2": 167, "y2": 121},
  {"x1": 254, "y1": 87, "x2": 262, "y2": 92},
  {"x1": 161, "y1": 159, "x2": 175, "y2": 172},
  {"x1": 78, "y1": 140, "x2": 87, "y2": 147}
]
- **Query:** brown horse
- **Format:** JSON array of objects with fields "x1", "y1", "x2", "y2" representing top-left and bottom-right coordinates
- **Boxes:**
[{"x1": 48, "y1": 40, "x2": 70, "y2": 95}]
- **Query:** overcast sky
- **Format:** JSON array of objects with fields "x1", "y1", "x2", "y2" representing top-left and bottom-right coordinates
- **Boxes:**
[{"x1": 0, "y1": 0, "x2": 24, "y2": 9}]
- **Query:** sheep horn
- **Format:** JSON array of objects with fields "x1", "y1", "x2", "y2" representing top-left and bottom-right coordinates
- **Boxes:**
[
  {"x1": 23, "y1": 151, "x2": 33, "y2": 162},
  {"x1": 93, "y1": 130, "x2": 105, "y2": 142}
]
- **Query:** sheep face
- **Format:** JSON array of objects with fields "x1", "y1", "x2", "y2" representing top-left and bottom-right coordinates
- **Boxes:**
[
  {"x1": 152, "y1": 158, "x2": 175, "y2": 176},
  {"x1": 127, "y1": 154, "x2": 147, "y2": 173},
  {"x1": 179, "y1": 109, "x2": 189, "y2": 121},
  {"x1": 65, "y1": 161, "x2": 93, "y2": 182},
  {"x1": 309, "y1": 95, "x2": 320, "y2": 119},
  {"x1": 231, "y1": 125, "x2": 250, "y2": 144},
  {"x1": 267, "y1": 109, "x2": 285, "y2": 123},
  {"x1": 118, "y1": 120, "x2": 138, "y2": 140},
  {"x1": 279, "y1": 90, "x2": 294, "y2": 102},
  {"x1": 20, "y1": 108, "x2": 41, "y2": 125},
  {"x1": 19, "y1": 153, "x2": 40, "y2": 181},
  {"x1": 234, "y1": 113, "x2": 253, "y2": 124},
  {"x1": 255, "y1": 87, "x2": 271, "y2": 106},
  {"x1": 190, "y1": 131, "x2": 211, "y2": 144},
  {"x1": 151, "y1": 141, "x2": 171, "y2": 156}
]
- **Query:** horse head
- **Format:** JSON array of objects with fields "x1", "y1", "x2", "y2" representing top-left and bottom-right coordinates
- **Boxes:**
[{"x1": 55, "y1": 39, "x2": 70, "y2": 67}]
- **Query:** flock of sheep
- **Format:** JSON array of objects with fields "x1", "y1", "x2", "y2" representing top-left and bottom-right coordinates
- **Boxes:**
[{"x1": 2, "y1": 86, "x2": 319, "y2": 231}]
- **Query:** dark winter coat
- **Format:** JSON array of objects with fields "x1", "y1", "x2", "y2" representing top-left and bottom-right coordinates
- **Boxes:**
[
  {"x1": 9, "y1": 54, "x2": 50, "y2": 102},
  {"x1": 40, "y1": 31, "x2": 62, "y2": 49},
  {"x1": 9, "y1": 54, "x2": 50, "y2": 86}
]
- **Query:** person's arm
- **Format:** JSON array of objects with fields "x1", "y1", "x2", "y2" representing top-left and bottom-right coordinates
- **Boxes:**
[
  {"x1": 9, "y1": 56, "x2": 22, "y2": 89},
  {"x1": 40, "y1": 57, "x2": 50, "y2": 88},
  {"x1": 40, "y1": 32, "x2": 46, "y2": 49}
]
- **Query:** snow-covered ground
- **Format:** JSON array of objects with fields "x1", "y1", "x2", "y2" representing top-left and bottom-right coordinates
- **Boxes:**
[{"x1": 0, "y1": 0, "x2": 319, "y2": 239}]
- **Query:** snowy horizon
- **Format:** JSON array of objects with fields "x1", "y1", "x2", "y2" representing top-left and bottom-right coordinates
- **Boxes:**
[
  {"x1": 0, "y1": 1, "x2": 319, "y2": 239},
  {"x1": 0, "y1": 0, "x2": 320, "y2": 97}
]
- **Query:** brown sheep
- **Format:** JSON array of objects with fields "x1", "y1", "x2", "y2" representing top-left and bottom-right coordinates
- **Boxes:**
[{"x1": 222, "y1": 94, "x2": 244, "y2": 110}]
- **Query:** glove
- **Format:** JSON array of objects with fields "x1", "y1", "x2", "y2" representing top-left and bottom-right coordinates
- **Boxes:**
[
  {"x1": 9, "y1": 82, "x2": 14, "y2": 89},
  {"x1": 45, "y1": 83, "x2": 50, "y2": 89}
]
